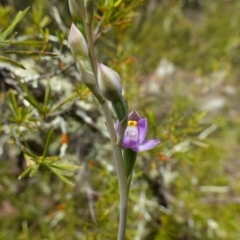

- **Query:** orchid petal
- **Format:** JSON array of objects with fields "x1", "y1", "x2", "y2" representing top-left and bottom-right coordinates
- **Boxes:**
[
  {"x1": 122, "y1": 137, "x2": 139, "y2": 148},
  {"x1": 137, "y1": 118, "x2": 148, "y2": 145},
  {"x1": 132, "y1": 139, "x2": 160, "y2": 152},
  {"x1": 128, "y1": 110, "x2": 141, "y2": 121},
  {"x1": 122, "y1": 126, "x2": 139, "y2": 148}
]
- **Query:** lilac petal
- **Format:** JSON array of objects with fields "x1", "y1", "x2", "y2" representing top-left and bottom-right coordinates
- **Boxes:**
[
  {"x1": 128, "y1": 110, "x2": 141, "y2": 121},
  {"x1": 137, "y1": 118, "x2": 148, "y2": 145},
  {"x1": 122, "y1": 126, "x2": 139, "y2": 148},
  {"x1": 132, "y1": 139, "x2": 160, "y2": 152},
  {"x1": 122, "y1": 137, "x2": 139, "y2": 149}
]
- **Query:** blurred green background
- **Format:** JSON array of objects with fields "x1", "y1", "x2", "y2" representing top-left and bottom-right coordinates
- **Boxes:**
[{"x1": 1, "y1": 0, "x2": 240, "y2": 239}]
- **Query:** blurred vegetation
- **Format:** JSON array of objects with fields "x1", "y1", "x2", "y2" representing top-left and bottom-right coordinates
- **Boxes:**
[{"x1": 0, "y1": 0, "x2": 240, "y2": 239}]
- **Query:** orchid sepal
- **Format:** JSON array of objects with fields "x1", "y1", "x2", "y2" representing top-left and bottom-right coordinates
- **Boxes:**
[{"x1": 132, "y1": 139, "x2": 160, "y2": 152}]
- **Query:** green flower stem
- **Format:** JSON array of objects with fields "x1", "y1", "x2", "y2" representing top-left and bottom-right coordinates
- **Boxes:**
[
  {"x1": 84, "y1": 19, "x2": 128, "y2": 240},
  {"x1": 84, "y1": 22, "x2": 98, "y2": 81},
  {"x1": 102, "y1": 102, "x2": 128, "y2": 240}
]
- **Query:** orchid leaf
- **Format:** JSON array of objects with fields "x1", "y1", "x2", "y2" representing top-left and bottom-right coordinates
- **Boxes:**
[{"x1": 123, "y1": 148, "x2": 137, "y2": 181}]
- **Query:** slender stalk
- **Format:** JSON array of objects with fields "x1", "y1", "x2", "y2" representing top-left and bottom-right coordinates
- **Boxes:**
[
  {"x1": 102, "y1": 103, "x2": 128, "y2": 240},
  {"x1": 84, "y1": 20, "x2": 128, "y2": 240}
]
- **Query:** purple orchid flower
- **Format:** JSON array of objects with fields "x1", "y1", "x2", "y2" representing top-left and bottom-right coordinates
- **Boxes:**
[{"x1": 116, "y1": 110, "x2": 160, "y2": 152}]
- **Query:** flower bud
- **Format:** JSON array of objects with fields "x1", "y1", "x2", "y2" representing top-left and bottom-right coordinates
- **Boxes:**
[
  {"x1": 68, "y1": 23, "x2": 88, "y2": 59},
  {"x1": 98, "y1": 63, "x2": 122, "y2": 101},
  {"x1": 68, "y1": 0, "x2": 82, "y2": 22},
  {"x1": 77, "y1": 61, "x2": 105, "y2": 103}
]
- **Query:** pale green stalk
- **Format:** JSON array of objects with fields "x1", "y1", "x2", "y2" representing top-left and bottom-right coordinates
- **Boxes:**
[{"x1": 84, "y1": 16, "x2": 128, "y2": 240}]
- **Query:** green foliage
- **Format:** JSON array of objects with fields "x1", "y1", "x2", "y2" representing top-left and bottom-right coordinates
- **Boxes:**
[
  {"x1": 0, "y1": 7, "x2": 29, "y2": 68},
  {"x1": 0, "y1": 7, "x2": 29, "y2": 42}
]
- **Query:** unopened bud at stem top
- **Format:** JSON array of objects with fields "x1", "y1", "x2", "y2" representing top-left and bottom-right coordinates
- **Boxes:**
[
  {"x1": 68, "y1": 0, "x2": 82, "y2": 22},
  {"x1": 77, "y1": 61, "x2": 105, "y2": 104},
  {"x1": 68, "y1": 23, "x2": 88, "y2": 59},
  {"x1": 98, "y1": 63, "x2": 122, "y2": 101}
]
